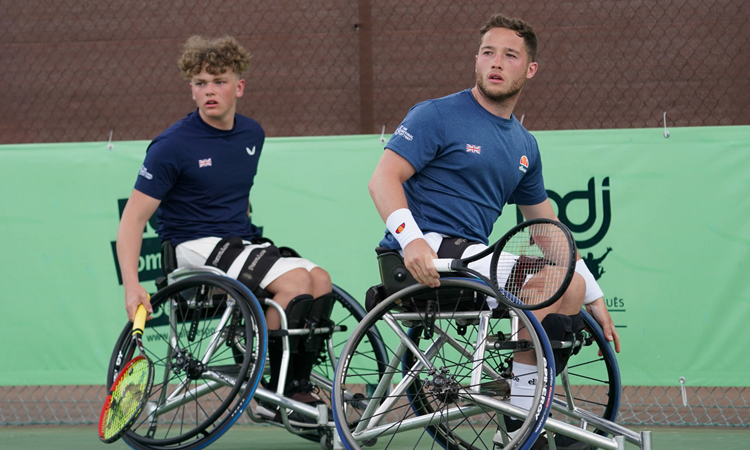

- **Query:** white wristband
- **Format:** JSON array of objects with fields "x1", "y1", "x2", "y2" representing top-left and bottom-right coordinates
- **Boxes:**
[
  {"x1": 575, "y1": 259, "x2": 603, "y2": 305},
  {"x1": 386, "y1": 208, "x2": 424, "y2": 250}
]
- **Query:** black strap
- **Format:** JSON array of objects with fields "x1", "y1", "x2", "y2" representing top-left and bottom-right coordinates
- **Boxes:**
[
  {"x1": 437, "y1": 237, "x2": 480, "y2": 259},
  {"x1": 205, "y1": 237, "x2": 246, "y2": 273},
  {"x1": 253, "y1": 236, "x2": 300, "y2": 258},
  {"x1": 237, "y1": 244, "x2": 282, "y2": 293}
]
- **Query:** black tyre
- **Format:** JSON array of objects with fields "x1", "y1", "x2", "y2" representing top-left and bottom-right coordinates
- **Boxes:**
[
  {"x1": 550, "y1": 309, "x2": 621, "y2": 437},
  {"x1": 334, "y1": 279, "x2": 554, "y2": 450},
  {"x1": 106, "y1": 274, "x2": 267, "y2": 450}
]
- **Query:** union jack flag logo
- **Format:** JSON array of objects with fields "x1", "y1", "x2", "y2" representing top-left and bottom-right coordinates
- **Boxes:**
[
  {"x1": 198, "y1": 158, "x2": 212, "y2": 168},
  {"x1": 466, "y1": 144, "x2": 482, "y2": 154}
]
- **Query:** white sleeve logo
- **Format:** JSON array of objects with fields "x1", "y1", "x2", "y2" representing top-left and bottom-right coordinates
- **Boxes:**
[
  {"x1": 139, "y1": 165, "x2": 153, "y2": 180},
  {"x1": 394, "y1": 125, "x2": 414, "y2": 141}
]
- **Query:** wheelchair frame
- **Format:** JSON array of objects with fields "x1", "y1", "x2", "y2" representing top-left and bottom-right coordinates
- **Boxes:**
[
  {"x1": 105, "y1": 253, "x2": 653, "y2": 450},
  {"x1": 331, "y1": 278, "x2": 654, "y2": 450},
  {"x1": 106, "y1": 263, "x2": 387, "y2": 450}
]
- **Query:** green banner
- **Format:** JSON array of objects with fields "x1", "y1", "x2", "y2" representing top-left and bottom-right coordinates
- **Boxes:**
[{"x1": 1, "y1": 126, "x2": 748, "y2": 387}]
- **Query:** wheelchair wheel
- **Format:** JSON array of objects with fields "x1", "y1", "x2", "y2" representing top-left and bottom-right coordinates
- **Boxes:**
[
  {"x1": 550, "y1": 309, "x2": 621, "y2": 437},
  {"x1": 333, "y1": 279, "x2": 554, "y2": 450},
  {"x1": 106, "y1": 274, "x2": 267, "y2": 450}
]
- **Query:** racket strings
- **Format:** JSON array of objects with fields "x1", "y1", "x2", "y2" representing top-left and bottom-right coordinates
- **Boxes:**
[
  {"x1": 495, "y1": 223, "x2": 573, "y2": 307},
  {"x1": 101, "y1": 357, "x2": 151, "y2": 439}
]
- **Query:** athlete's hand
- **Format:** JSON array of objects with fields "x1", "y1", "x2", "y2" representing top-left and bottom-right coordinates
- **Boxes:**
[
  {"x1": 124, "y1": 283, "x2": 153, "y2": 322},
  {"x1": 585, "y1": 297, "x2": 621, "y2": 355},
  {"x1": 403, "y1": 239, "x2": 440, "y2": 288}
]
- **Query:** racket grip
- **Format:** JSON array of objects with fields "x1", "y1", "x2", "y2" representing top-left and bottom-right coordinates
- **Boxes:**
[
  {"x1": 133, "y1": 304, "x2": 147, "y2": 335},
  {"x1": 433, "y1": 258, "x2": 455, "y2": 273}
]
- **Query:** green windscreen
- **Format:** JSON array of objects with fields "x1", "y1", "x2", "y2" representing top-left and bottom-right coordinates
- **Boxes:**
[{"x1": 1, "y1": 126, "x2": 748, "y2": 387}]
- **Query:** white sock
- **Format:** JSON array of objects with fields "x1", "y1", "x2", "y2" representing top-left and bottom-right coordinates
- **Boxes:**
[{"x1": 509, "y1": 361, "x2": 538, "y2": 414}]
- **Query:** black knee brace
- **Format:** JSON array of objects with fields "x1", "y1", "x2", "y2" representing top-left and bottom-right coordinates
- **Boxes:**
[
  {"x1": 266, "y1": 294, "x2": 314, "y2": 392},
  {"x1": 541, "y1": 313, "x2": 576, "y2": 376},
  {"x1": 291, "y1": 293, "x2": 336, "y2": 386}
]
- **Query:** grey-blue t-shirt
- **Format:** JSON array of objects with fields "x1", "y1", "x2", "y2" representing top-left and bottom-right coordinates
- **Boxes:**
[
  {"x1": 134, "y1": 111, "x2": 264, "y2": 246},
  {"x1": 380, "y1": 89, "x2": 547, "y2": 249}
]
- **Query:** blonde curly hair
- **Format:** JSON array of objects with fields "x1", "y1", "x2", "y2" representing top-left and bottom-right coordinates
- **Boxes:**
[{"x1": 178, "y1": 35, "x2": 251, "y2": 80}]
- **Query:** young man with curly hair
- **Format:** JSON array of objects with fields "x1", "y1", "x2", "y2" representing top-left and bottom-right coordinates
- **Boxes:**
[{"x1": 116, "y1": 35, "x2": 329, "y2": 421}]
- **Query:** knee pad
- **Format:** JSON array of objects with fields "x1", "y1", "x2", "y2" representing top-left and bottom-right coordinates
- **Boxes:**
[
  {"x1": 303, "y1": 293, "x2": 336, "y2": 353},
  {"x1": 541, "y1": 313, "x2": 574, "y2": 376},
  {"x1": 284, "y1": 294, "x2": 315, "y2": 346}
]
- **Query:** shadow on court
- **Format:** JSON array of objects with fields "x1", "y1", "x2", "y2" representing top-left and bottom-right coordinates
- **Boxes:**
[{"x1": 0, "y1": 424, "x2": 748, "y2": 450}]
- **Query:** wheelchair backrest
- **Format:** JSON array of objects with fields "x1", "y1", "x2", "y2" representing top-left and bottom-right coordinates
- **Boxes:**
[
  {"x1": 161, "y1": 240, "x2": 178, "y2": 275},
  {"x1": 372, "y1": 247, "x2": 487, "y2": 313}
]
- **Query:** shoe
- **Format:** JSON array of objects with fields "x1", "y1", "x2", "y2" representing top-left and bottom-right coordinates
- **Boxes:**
[
  {"x1": 492, "y1": 416, "x2": 521, "y2": 448},
  {"x1": 269, "y1": 380, "x2": 328, "y2": 427},
  {"x1": 530, "y1": 432, "x2": 594, "y2": 450},
  {"x1": 492, "y1": 429, "x2": 517, "y2": 448}
]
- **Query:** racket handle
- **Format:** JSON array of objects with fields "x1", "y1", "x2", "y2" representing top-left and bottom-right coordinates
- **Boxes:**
[
  {"x1": 133, "y1": 304, "x2": 147, "y2": 336},
  {"x1": 433, "y1": 258, "x2": 455, "y2": 273}
]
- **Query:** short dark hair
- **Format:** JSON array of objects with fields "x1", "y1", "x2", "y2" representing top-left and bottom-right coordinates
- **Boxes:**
[
  {"x1": 479, "y1": 14, "x2": 538, "y2": 62},
  {"x1": 178, "y1": 35, "x2": 251, "y2": 80}
]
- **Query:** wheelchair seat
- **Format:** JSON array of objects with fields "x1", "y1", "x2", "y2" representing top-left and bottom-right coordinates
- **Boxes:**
[{"x1": 366, "y1": 246, "x2": 490, "y2": 313}]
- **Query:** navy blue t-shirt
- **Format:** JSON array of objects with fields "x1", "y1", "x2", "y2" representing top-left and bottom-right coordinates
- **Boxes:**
[
  {"x1": 380, "y1": 89, "x2": 547, "y2": 249},
  {"x1": 134, "y1": 111, "x2": 264, "y2": 245}
]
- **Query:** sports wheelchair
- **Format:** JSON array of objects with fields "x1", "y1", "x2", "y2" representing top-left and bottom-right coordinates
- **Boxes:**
[
  {"x1": 105, "y1": 241, "x2": 389, "y2": 450},
  {"x1": 331, "y1": 248, "x2": 654, "y2": 450}
]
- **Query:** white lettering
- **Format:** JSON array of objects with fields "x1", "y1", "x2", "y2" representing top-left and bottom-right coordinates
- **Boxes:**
[
  {"x1": 212, "y1": 243, "x2": 231, "y2": 265},
  {"x1": 139, "y1": 165, "x2": 153, "y2": 180},
  {"x1": 246, "y1": 249, "x2": 267, "y2": 272},
  {"x1": 394, "y1": 125, "x2": 414, "y2": 141}
]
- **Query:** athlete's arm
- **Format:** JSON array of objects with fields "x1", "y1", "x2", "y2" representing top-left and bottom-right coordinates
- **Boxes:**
[
  {"x1": 517, "y1": 199, "x2": 558, "y2": 222},
  {"x1": 369, "y1": 150, "x2": 440, "y2": 287},
  {"x1": 586, "y1": 297, "x2": 621, "y2": 353},
  {"x1": 116, "y1": 189, "x2": 161, "y2": 322},
  {"x1": 518, "y1": 200, "x2": 620, "y2": 352}
]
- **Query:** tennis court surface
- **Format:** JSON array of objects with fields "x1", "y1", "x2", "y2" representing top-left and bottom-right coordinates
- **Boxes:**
[{"x1": 1, "y1": 424, "x2": 748, "y2": 450}]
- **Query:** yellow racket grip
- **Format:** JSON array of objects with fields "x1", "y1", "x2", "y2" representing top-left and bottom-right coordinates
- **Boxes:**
[{"x1": 132, "y1": 296, "x2": 149, "y2": 336}]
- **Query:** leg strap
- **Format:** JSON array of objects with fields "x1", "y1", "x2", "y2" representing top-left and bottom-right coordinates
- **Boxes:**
[
  {"x1": 236, "y1": 245, "x2": 281, "y2": 293},
  {"x1": 436, "y1": 237, "x2": 480, "y2": 259},
  {"x1": 205, "y1": 237, "x2": 246, "y2": 272}
]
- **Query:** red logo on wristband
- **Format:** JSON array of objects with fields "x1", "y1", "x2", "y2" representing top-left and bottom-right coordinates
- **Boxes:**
[{"x1": 396, "y1": 223, "x2": 406, "y2": 234}]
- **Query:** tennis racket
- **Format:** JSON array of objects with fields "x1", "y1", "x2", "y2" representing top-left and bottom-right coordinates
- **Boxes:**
[
  {"x1": 99, "y1": 303, "x2": 154, "y2": 443},
  {"x1": 433, "y1": 218, "x2": 576, "y2": 310}
]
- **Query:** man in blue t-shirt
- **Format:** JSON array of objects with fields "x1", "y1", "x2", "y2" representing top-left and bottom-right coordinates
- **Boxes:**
[
  {"x1": 369, "y1": 14, "x2": 620, "y2": 448},
  {"x1": 116, "y1": 36, "x2": 329, "y2": 414}
]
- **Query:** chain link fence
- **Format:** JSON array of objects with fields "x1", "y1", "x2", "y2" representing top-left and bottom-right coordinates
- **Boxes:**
[
  {"x1": 1, "y1": 0, "x2": 748, "y2": 428},
  {"x1": 2, "y1": 0, "x2": 748, "y2": 144},
  {"x1": 1, "y1": 385, "x2": 748, "y2": 426}
]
